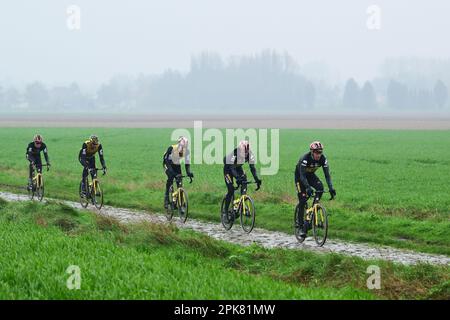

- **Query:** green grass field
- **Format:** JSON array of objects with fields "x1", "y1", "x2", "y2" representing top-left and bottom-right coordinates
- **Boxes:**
[
  {"x1": 0, "y1": 128, "x2": 449, "y2": 255},
  {"x1": 0, "y1": 199, "x2": 448, "y2": 299}
]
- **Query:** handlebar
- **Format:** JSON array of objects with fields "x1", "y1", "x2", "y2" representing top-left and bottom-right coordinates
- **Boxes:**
[
  {"x1": 309, "y1": 189, "x2": 335, "y2": 201},
  {"x1": 234, "y1": 180, "x2": 260, "y2": 191},
  {"x1": 88, "y1": 167, "x2": 107, "y2": 176},
  {"x1": 175, "y1": 174, "x2": 193, "y2": 184},
  {"x1": 31, "y1": 163, "x2": 51, "y2": 171}
]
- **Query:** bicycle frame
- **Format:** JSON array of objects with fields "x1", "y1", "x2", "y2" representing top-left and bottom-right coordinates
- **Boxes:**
[
  {"x1": 91, "y1": 178, "x2": 99, "y2": 195},
  {"x1": 84, "y1": 168, "x2": 104, "y2": 196},
  {"x1": 171, "y1": 175, "x2": 192, "y2": 205},
  {"x1": 232, "y1": 180, "x2": 257, "y2": 215},
  {"x1": 305, "y1": 191, "x2": 330, "y2": 226},
  {"x1": 233, "y1": 194, "x2": 252, "y2": 214},
  {"x1": 306, "y1": 203, "x2": 322, "y2": 226},
  {"x1": 172, "y1": 187, "x2": 183, "y2": 206},
  {"x1": 33, "y1": 172, "x2": 43, "y2": 188},
  {"x1": 31, "y1": 163, "x2": 48, "y2": 187}
]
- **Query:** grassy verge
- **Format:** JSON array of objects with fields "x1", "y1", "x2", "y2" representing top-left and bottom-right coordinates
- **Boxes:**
[{"x1": 0, "y1": 198, "x2": 448, "y2": 299}]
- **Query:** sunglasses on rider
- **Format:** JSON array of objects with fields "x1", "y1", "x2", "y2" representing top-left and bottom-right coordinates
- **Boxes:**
[{"x1": 313, "y1": 150, "x2": 323, "y2": 154}]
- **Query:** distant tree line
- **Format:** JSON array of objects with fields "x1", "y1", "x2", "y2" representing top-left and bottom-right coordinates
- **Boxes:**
[
  {"x1": 0, "y1": 52, "x2": 449, "y2": 112},
  {"x1": 341, "y1": 78, "x2": 448, "y2": 110}
]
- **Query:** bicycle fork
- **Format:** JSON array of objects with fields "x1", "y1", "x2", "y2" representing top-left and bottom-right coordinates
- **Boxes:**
[{"x1": 34, "y1": 173, "x2": 43, "y2": 188}]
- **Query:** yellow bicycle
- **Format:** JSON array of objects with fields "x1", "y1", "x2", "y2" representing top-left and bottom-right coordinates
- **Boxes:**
[
  {"x1": 28, "y1": 163, "x2": 49, "y2": 201},
  {"x1": 221, "y1": 180, "x2": 259, "y2": 233},
  {"x1": 79, "y1": 168, "x2": 105, "y2": 210},
  {"x1": 294, "y1": 190, "x2": 334, "y2": 246},
  {"x1": 166, "y1": 174, "x2": 192, "y2": 223}
]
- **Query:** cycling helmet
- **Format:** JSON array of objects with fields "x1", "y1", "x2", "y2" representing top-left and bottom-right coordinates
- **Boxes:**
[
  {"x1": 238, "y1": 140, "x2": 250, "y2": 155},
  {"x1": 90, "y1": 134, "x2": 99, "y2": 145},
  {"x1": 310, "y1": 141, "x2": 323, "y2": 152},
  {"x1": 33, "y1": 134, "x2": 43, "y2": 145},
  {"x1": 177, "y1": 136, "x2": 188, "y2": 154}
]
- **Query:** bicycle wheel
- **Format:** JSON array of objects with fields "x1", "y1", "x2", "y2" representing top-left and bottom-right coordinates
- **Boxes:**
[
  {"x1": 92, "y1": 180, "x2": 104, "y2": 210},
  {"x1": 220, "y1": 196, "x2": 234, "y2": 230},
  {"x1": 294, "y1": 204, "x2": 306, "y2": 243},
  {"x1": 177, "y1": 188, "x2": 188, "y2": 223},
  {"x1": 36, "y1": 183, "x2": 44, "y2": 202},
  {"x1": 240, "y1": 195, "x2": 255, "y2": 233},
  {"x1": 165, "y1": 185, "x2": 175, "y2": 221},
  {"x1": 28, "y1": 179, "x2": 35, "y2": 201},
  {"x1": 312, "y1": 204, "x2": 328, "y2": 247},
  {"x1": 79, "y1": 180, "x2": 89, "y2": 208}
]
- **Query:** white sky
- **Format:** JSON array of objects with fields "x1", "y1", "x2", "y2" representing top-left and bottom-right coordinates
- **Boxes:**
[{"x1": 1, "y1": 0, "x2": 449, "y2": 86}]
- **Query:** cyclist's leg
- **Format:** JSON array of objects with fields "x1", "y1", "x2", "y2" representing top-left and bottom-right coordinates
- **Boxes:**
[
  {"x1": 79, "y1": 157, "x2": 89, "y2": 192},
  {"x1": 309, "y1": 174, "x2": 324, "y2": 202},
  {"x1": 89, "y1": 157, "x2": 97, "y2": 179},
  {"x1": 237, "y1": 167, "x2": 247, "y2": 194},
  {"x1": 28, "y1": 159, "x2": 35, "y2": 189},
  {"x1": 35, "y1": 156, "x2": 43, "y2": 175},
  {"x1": 295, "y1": 169, "x2": 308, "y2": 232},
  {"x1": 223, "y1": 166, "x2": 235, "y2": 213},
  {"x1": 164, "y1": 162, "x2": 177, "y2": 207},
  {"x1": 173, "y1": 165, "x2": 182, "y2": 188}
]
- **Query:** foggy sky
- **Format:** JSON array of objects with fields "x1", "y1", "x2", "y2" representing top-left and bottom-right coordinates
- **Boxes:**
[{"x1": 1, "y1": 0, "x2": 449, "y2": 86}]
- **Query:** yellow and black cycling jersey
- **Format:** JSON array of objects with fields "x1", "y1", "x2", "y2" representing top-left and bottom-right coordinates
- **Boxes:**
[
  {"x1": 296, "y1": 152, "x2": 333, "y2": 190},
  {"x1": 78, "y1": 140, "x2": 106, "y2": 167},
  {"x1": 84, "y1": 140, "x2": 100, "y2": 157}
]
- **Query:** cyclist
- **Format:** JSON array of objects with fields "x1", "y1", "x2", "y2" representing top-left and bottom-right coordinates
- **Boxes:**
[
  {"x1": 223, "y1": 140, "x2": 262, "y2": 216},
  {"x1": 163, "y1": 136, "x2": 194, "y2": 209},
  {"x1": 78, "y1": 135, "x2": 107, "y2": 194},
  {"x1": 26, "y1": 134, "x2": 50, "y2": 190},
  {"x1": 295, "y1": 141, "x2": 336, "y2": 238}
]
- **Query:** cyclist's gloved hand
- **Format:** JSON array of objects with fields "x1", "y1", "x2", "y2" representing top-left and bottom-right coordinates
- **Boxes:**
[
  {"x1": 330, "y1": 188, "x2": 336, "y2": 197},
  {"x1": 306, "y1": 186, "x2": 314, "y2": 197},
  {"x1": 46, "y1": 163, "x2": 51, "y2": 171},
  {"x1": 187, "y1": 172, "x2": 194, "y2": 178},
  {"x1": 255, "y1": 178, "x2": 262, "y2": 189},
  {"x1": 102, "y1": 167, "x2": 107, "y2": 175}
]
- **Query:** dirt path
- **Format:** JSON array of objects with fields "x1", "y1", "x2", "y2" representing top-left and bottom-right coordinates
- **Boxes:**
[{"x1": 1, "y1": 191, "x2": 449, "y2": 266}]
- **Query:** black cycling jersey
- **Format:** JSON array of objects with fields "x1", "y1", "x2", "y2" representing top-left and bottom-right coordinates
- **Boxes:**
[
  {"x1": 296, "y1": 152, "x2": 333, "y2": 190},
  {"x1": 26, "y1": 142, "x2": 49, "y2": 163},
  {"x1": 223, "y1": 148, "x2": 259, "y2": 181}
]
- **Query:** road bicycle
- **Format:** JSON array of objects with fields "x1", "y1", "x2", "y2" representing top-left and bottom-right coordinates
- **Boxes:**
[
  {"x1": 221, "y1": 180, "x2": 259, "y2": 233},
  {"x1": 166, "y1": 174, "x2": 192, "y2": 223},
  {"x1": 79, "y1": 168, "x2": 105, "y2": 210},
  {"x1": 28, "y1": 163, "x2": 50, "y2": 201},
  {"x1": 294, "y1": 190, "x2": 334, "y2": 246}
]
